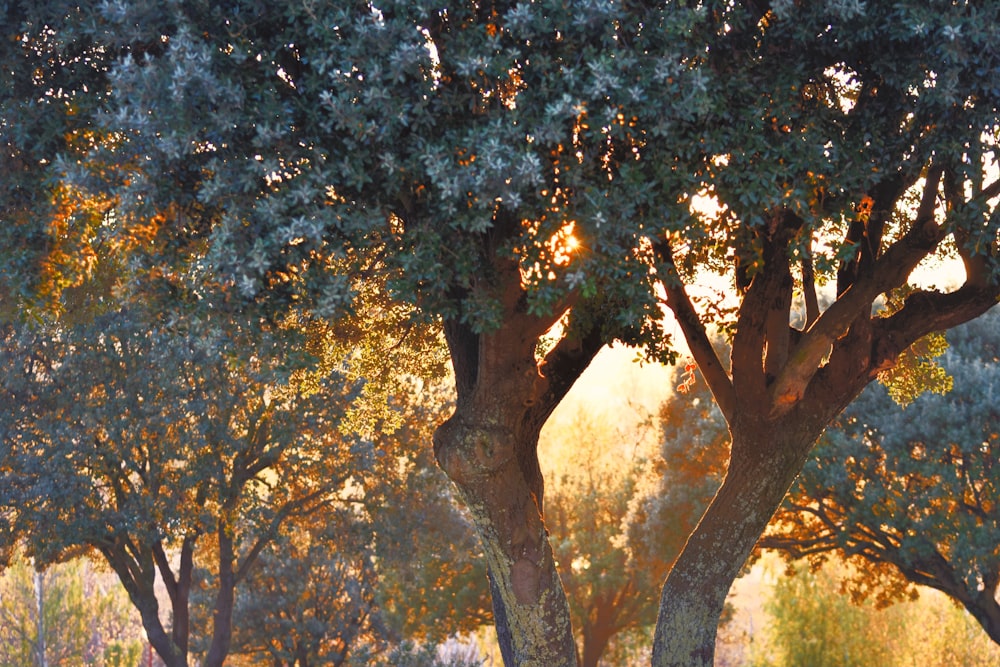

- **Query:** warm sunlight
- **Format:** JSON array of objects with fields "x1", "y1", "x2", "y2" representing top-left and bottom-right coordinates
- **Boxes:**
[{"x1": 553, "y1": 221, "x2": 581, "y2": 265}]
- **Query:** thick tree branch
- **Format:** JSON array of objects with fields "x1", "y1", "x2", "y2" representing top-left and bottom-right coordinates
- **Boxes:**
[
  {"x1": 980, "y1": 178, "x2": 1000, "y2": 203},
  {"x1": 868, "y1": 284, "x2": 1000, "y2": 375},
  {"x1": 731, "y1": 222, "x2": 797, "y2": 414},
  {"x1": 770, "y1": 167, "x2": 946, "y2": 414},
  {"x1": 526, "y1": 308, "x2": 605, "y2": 433},
  {"x1": 763, "y1": 220, "x2": 794, "y2": 379}
]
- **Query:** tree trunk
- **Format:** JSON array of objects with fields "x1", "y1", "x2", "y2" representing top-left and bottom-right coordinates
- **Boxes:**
[
  {"x1": 434, "y1": 303, "x2": 600, "y2": 666},
  {"x1": 136, "y1": 601, "x2": 187, "y2": 667},
  {"x1": 580, "y1": 622, "x2": 614, "y2": 667},
  {"x1": 954, "y1": 586, "x2": 1000, "y2": 646},
  {"x1": 33, "y1": 569, "x2": 47, "y2": 667},
  {"x1": 436, "y1": 412, "x2": 577, "y2": 666},
  {"x1": 203, "y1": 524, "x2": 237, "y2": 667},
  {"x1": 651, "y1": 419, "x2": 821, "y2": 667}
]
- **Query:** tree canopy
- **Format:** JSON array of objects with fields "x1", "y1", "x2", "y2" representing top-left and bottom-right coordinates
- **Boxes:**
[{"x1": 3, "y1": 2, "x2": 999, "y2": 666}]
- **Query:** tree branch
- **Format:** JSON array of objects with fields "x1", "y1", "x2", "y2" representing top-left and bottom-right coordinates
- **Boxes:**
[
  {"x1": 653, "y1": 240, "x2": 735, "y2": 422},
  {"x1": 526, "y1": 305, "x2": 606, "y2": 433},
  {"x1": 868, "y1": 283, "x2": 1000, "y2": 375},
  {"x1": 770, "y1": 167, "x2": 946, "y2": 414}
]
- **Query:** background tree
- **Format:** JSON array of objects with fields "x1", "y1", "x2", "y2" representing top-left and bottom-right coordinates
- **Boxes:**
[
  {"x1": 368, "y1": 390, "x2": 493, "y2": 647},
  {"x1": 219, "y1": 387, "x2": 492, "y2": 667},
  {"x1": 220, "y1": 509, "x2": 382, "y2": 667},
  {"x1": 543, "y1": 403, "x2": 660, "y2": 667},
  {"x1": 762, "y1": 306, "x2": 1000, "y2": 643},
  {"x1": 0, "y1": 302, "x2": 347, "y2": 667},
  {"x1": 625, "y1": 364, "x2": 731, "y2": 591},
  {"x1": 0, "y1": 558, "x2": 143, "y2": 667},
  {"x1": 4, "y1": 2, "x2": 1000, "y2": 666},
  {"x1": 0, "y1": 270, "x2": 445, "y2": 667},
  {"x1": 541, "y1": 369, "x2": 728, "y2": 667},
  {"x1": 752, "y1": 558, "x2": 1000, "y2": 667}
]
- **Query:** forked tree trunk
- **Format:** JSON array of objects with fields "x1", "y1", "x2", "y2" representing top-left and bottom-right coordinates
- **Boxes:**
[
  {"x1": 435, "y1": 405, "x2": 578, "y2": 666},
  {"x1": 433, "y1": 278, "x2": 603, "y2": 666},
  {"x1": 651, "y1": 416, "x2": 827, "y2": 667}
]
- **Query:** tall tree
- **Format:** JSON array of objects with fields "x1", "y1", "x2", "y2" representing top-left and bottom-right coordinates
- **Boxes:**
[
  {"x1": 0, "y1": 273, "x2": 444, "y2": 667},
  {"x1": 0, "y1": 303, "x2": 348, "y2": 667},
  {"x1": 762, "y1": 307, "x2": 1000, "y2": 644},
  {"x1": 221, "y1": 388, "x2": 492, "y2": 667},
  {"x1": 3, "y1": 2, "x2": 1000, "y2": 666}
]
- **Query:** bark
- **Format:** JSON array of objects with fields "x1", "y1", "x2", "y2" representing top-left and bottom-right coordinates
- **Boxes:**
[
  {"x1": 964, "y1": 590, "x2": 1000, "y2": 646},
  {"x1": 435, "y1": 397, "x2": 577, "y2": 667},
  {"x1": 433, "y1": 263, "x2": 604, "y2": 666},
  {"x1": 651, "y1": 416, "x2": 825, "y2": 667},
  {"x1": 102, "y1": 544, "x2": 187, "y2": 667},
  {"x1": 203, "y1": 524, "x2": 237, "y2": 667}
]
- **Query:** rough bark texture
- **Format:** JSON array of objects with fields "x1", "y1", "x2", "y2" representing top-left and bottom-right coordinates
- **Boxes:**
[
  {"x1": 651, "y1": 415, "x2": 827, "y2": 667},
  {"x1": 433, "y1": 257, "x2": 604, "y2": 666}
]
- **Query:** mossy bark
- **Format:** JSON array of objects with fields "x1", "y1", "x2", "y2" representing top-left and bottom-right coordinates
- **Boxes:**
[
  {"x1": 651, "y1": 414, "x2": 828, "y2": 667},
  {"x1": 433, "y1": 280, "x2": 603, "y2": 666},
  {"x1": 436, "y1": 412, "x2": 576, "y2": 666}
]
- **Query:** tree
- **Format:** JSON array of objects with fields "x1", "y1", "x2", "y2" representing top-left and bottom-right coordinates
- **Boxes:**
[
  {"x1": 367, "y1": 391, "x2": 493, "y2": 647},
  {"x1": 759, "y1": 560, "x2": 903, "y2": 667},
  {"x1": 0, "y1": 303, "x2": 341, "y2": 667},
  {"x1": 222, "y1": 388, "x2": 492, "y2": 667},
  {"x1": 542, "y1": 403, "x2": 660, "y2": 667},
  {"x1": 543, "y1": 372, "x2": 727, "y2": 667},
  {"x1": 754, "y1": 557, "x2": 1000, "y2": 667},
  {"x1": 0, "y1": 278, "x2": 444, "y2": 667},
  {"x1": 625, "y1": 365, "x2": 731, "y2": 595},
  {"x1": 221, "y1": 509, "x2": 383, "y2": 667},
  {"x1": 4, "y1": 2, "x2": 999, "y2": 666},
  {"x1": 762, "y1": 306, "x2": 1000, "y2": 643},
  {"x1": 0, "y1": 558, "x2": 144, "y2": 667}
]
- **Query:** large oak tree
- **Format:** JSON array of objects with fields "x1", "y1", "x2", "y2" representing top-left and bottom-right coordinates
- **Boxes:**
[{"x1": 3, "y1": 2, "x2": 1000, "y2": 666}]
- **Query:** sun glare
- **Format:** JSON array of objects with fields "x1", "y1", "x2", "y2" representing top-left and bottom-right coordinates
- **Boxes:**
[{"x1": 551, "y1": 221, "x2": 580, "y2": 266}]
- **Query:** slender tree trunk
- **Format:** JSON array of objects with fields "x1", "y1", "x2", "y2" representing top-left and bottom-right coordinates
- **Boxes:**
[
  {"x1": 651, "y1": 419, "x2": 822, "y2": 667},
  {"x1": 203, "y1": 525, "x2": 237, "y2": 667},
  {"x1": 103, "y1": 546, "x2": 187, "y2": 667},
  {"x1": 33, "y1": 570, "x2": 47, "y2": 667},
  {"x1": 581, "y1": 623, "x2": 613, "y2": 667}
]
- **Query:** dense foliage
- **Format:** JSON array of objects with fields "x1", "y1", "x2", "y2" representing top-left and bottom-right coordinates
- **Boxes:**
[{"x1": 3, "y1": 1, "x2": 999, "y2": 665}]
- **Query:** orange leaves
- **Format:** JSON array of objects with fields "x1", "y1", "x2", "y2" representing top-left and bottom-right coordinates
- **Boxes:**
[
  {"x1": 677, "y1": 361, "x2": 698, "y2": 394},
  {"x1": 37, "y1": 183, "x2": 104, "y2": 305},
  {"x1": 857, "y1": 194, "x2": 874, "y2": 223}
]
